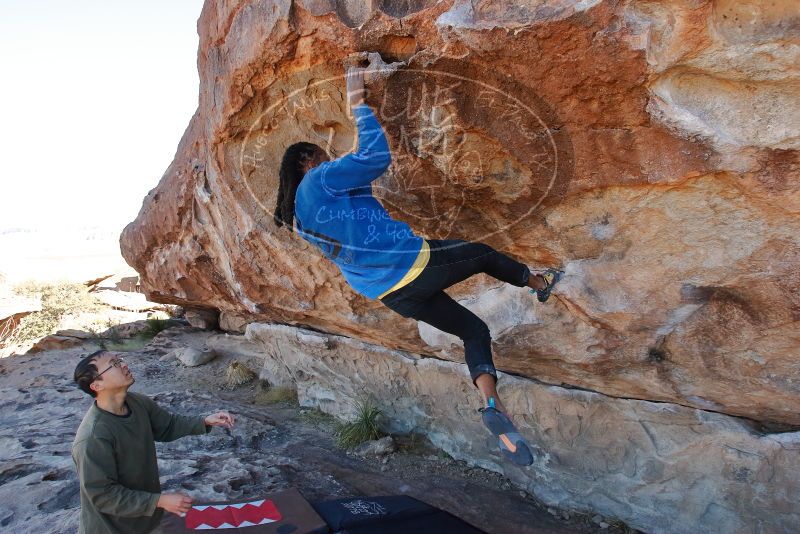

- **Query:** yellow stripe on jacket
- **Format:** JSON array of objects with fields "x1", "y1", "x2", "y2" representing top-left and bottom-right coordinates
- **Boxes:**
[{"x1": 377, "y1": 239, "x2": 430, "y2": 299}]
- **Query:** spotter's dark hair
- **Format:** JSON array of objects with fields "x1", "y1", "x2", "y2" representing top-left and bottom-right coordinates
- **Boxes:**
[
  {"x1": 74, "y1": 350, "x2": 108, "y2": 397},
  {"x1": 274, "y1": 142, "x2": 326, "y2": 232}
]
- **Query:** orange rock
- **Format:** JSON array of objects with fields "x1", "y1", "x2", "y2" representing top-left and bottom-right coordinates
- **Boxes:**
[{"x1": 121, "y1": 1, "x2": 799, "y2": 426}]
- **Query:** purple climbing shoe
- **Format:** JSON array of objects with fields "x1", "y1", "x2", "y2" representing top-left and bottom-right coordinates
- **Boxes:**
[{"x1": 479, "y1": 398, "x2": 534, "y2": 466}]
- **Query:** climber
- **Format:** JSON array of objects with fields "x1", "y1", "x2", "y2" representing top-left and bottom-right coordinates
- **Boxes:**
[
  {"x1": 274, "y1": 64, "x2": 563, "y2": 466},
  {"x1": 71, "y1": 350, "x2": 236, "y2": 533}
]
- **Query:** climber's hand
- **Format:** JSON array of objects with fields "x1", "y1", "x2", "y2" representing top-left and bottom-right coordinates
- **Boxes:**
[
  {"x1": 346, "y1": 66, "x2": 366, "y2": 109},
  {"x1": 204, "y1": 411, "x2": 235, "y2": 429}
]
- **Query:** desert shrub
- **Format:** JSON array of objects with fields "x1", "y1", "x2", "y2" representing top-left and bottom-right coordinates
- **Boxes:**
[
  {"x1": 141, "y1": 317, "x2": 170, "y2": 339},
  {"x1": 334, "y1": 397, "x2": 384, "y2": 449},
  {"x1": 9, "y1": 281, "x2": 101, "y2": 345},
  {"x1": 103, "y1": 317, "x2": 123, "y2": 344}
]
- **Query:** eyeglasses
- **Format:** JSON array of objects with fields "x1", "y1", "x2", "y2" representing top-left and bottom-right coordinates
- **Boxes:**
[{"x1": 95, "y1": 357, "x2": 125, "y2": 379}]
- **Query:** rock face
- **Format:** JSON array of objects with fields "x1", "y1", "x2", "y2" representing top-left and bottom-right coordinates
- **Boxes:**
[
  {"x1": 120, "y1": 0, "x2": 800, "y2": 427},
  {"x1": 119, "y1": 2, "x2": 800, "y2": 530},
  {"x1": 248, "y1": 322, "x2": 800, "y2": 534},
  {"x1": 26, "y1": 332, "x2": 90, "y2": 354},
  {"x1": 184, "y1": 307, "x2": 220, "y2": 330}
]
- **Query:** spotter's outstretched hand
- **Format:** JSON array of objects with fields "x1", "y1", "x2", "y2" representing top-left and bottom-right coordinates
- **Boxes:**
[{"x1": 204, "y1": 411, "x2": 235, "y2": 429}]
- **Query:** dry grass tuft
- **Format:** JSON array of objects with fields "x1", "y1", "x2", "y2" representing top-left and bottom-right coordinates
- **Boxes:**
[
  {"x1": 226, "y1": 361, "x2": 257, "y2": 388},
  {"x1": 334, "y1": 397, "x2": 384, "y2": 449}
]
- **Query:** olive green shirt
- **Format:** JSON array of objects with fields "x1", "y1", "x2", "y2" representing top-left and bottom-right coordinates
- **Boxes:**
[{"x1": 71, "y1": 391, "x2": 210, "y2": 534}]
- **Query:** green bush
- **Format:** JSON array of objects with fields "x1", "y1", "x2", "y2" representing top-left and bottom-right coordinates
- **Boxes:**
[
  {"x1": 141, "y1": 317, "x2": 170, "y2": 339},
  {"x1": 9, "y1": 281, "x2": 101, "y2": 346},
  {"x1": 103, "y1": 317, "x2": 123, "y2": 344},
  {"x1": 334, "y1": 397, "x2": 384, "y2": 449}
]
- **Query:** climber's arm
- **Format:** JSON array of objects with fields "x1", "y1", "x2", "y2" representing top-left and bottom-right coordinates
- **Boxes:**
[
  {"x1": 318, "y1": 67, "x2": 391, "y2": 195},
  {"x1": 319, "y1": 104, "x2": 392, "y2": 195}
]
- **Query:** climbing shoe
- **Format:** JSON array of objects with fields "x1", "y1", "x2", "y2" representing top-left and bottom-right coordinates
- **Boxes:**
[
  {"x1": 529, "y1": 268, "x2": 563, "y2": 303},
  {"x1": 479, "y1": 398, "x2": 534, "y2": 466}
]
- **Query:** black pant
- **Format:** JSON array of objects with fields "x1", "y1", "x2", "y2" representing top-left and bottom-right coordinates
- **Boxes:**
[{"x1": 379, "y1": 239, "x2": 531, "y2": 385}]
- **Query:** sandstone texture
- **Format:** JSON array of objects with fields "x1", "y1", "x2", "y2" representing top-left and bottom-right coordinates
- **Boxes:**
[
  {"x1": 248, "y1": 322, "x2": 800, "y2": 534},
  {"x1": 121, "y1": 0, "x2": 800, "y2": 427},
  {"x1": 26, "y1": 333, "x2": 88, "y2": 354},
  {"x1": 119, "y1": 1, "x2": 800, "y2": 531}
]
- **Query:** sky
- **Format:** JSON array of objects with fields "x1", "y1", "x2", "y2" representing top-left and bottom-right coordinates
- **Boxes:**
[{"x1": 0, "y1": 0, "x2": 205, "y2": 232}]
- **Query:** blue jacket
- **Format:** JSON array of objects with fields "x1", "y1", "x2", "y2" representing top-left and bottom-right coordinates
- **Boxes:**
[{"x1": 294, "y1": 104, "x2": 425, "y2": 299}]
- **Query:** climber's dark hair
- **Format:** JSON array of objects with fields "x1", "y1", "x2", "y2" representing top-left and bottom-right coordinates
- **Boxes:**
[
  {"x1": 74, "y1": 349, "x2": 108, "y2": 397},
  {"x1": 274, "y1": 142, "x2": 325, "y2": 231}
]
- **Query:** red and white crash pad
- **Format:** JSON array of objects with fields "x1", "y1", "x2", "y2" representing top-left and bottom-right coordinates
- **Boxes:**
[
  {"x1": 158, "y1": 488, "x2": 328, "y2": 533},
  {"x1": 185, "y1": 498, "x2": 281, "y2": 529}
]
